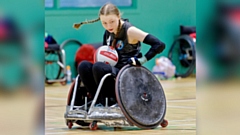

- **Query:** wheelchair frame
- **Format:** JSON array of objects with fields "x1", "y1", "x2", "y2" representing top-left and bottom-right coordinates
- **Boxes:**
[
  {"x1": 65, "y1": 74, "x2": 132, "y2": 129},
  {"x1": 64, "y1": 65, "x2": 168, "y2": 130}
]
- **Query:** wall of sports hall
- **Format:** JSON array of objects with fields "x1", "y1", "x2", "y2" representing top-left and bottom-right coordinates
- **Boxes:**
[{"x1": 45, "y1": 0, "x2": 196, "y2": 77}]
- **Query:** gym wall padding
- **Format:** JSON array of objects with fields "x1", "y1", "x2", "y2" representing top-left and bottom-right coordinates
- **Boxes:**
[{"x1": 45, "y1": 0, "x2": 196, "y2": 77}]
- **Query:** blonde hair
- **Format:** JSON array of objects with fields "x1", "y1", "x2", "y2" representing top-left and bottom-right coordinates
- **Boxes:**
[{"x1": 73, "y1": 3, "x2": 122, "y2": 48}]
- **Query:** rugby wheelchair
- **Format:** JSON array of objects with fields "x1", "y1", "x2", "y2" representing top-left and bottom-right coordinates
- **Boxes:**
[
  {"x1": 168, "y1": 25, "x2": 196, "y2": 78},
  {"x1": 64, "y1": 64, "x2": 168, "y2": 130},
  {"x1": 44, "y1": 36, "x2": 82, "y2": 85}
]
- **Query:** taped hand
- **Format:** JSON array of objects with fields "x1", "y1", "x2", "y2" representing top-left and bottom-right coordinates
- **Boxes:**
[{"x1": 127, "y1": 56, "x2": 147, "y2": 66}]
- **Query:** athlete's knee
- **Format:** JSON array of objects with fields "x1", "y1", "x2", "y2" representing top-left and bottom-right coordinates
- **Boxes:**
[
  {"x1": 92, "y1": 62, "x2": 110, "y2": 83},
  {"x1": 92, "y1": 62, "x2": 105, "y2": 73},
  {"x1": 78, "y1": 60, "x2": 92, "y2": 74}
]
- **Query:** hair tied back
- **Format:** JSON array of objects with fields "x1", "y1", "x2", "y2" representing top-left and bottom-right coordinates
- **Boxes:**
[{"x1": 73, "y1": 22, "x2": 83, "y2": 30}]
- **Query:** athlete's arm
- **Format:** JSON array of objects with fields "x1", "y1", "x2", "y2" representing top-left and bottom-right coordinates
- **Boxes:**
[
  {"x1": 127, "y1": 26, "x2": 148, "y2": 44},
  {"x1": 127, "y1": 27, "x2": 165, "y2": 63}
]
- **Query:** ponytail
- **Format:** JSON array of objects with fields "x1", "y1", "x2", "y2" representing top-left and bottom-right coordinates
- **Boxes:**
[
  {"x1": 111, "y1": 19, "x2": 121, "y2": 48},
  {"x1": 73, "y1": 18, "x2": 100, "y2": 29}
]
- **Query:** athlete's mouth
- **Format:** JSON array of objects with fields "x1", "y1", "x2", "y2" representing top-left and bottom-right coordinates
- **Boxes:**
[{"x1": 108, "y1": 29, "x2": 113, "y2": 32}]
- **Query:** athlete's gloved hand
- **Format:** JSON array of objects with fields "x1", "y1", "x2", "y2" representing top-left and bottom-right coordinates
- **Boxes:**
[{"x1": 127, "y1": 56, "x2": 147, "y2": 66}]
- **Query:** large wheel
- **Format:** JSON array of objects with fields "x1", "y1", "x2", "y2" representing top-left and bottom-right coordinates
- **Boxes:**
[
  {"x1": 115, "y1": 65, "x2": 167, "y2": 129},
  {"x1": 60, "y1": 39, "x2": 82, "y2": 77},
  {"x1": 67, "y1": 78, "x2": 89, "y2": 106},
  {"x1": 168, "y1": 35, "x2": 196, "y2": 78}
]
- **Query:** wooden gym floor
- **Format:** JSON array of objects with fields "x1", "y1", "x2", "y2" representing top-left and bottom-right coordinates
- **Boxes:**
[{"x1": 45, "y1": 76, "x2": 196, "y2": 135}]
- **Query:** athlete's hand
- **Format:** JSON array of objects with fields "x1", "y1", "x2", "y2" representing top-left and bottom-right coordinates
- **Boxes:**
[
  {"x1": 127, "y1": 57, "x2": 141, "y2": 66},
  {"x1": 127, "y1": 56, "x2": 147, "y2": 66}
]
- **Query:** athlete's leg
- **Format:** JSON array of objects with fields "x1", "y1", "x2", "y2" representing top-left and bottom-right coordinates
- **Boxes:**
[
  {"x1": 78, "y1": 60, "x2": 97, "y2": 97},
  {"x1": 92, "y1": 62, "x2": 119, "y2": 105}
]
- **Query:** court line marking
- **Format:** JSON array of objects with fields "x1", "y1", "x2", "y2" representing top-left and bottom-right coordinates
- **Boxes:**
[
  {"x1": 169, "y1": 119, "x2": 196, "y2": 122},
  {"x1": 167, "y1": 105, "x2": 196, "y2": 109},
  {"x1": 164, "y1": 124, "x2": 196, "y2": 127},
  {"x1": 167, "y1": 99, "x2": 196, "y2": 102}
]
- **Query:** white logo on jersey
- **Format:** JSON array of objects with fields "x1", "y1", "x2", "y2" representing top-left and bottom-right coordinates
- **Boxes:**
[{"x1": 107, "y1": 36, "x2": 111, "y2": 46}]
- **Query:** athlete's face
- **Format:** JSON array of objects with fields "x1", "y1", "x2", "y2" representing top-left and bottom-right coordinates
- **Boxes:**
[{"x1": 100, "y1": 14, "x2": 120, "y2": 34}]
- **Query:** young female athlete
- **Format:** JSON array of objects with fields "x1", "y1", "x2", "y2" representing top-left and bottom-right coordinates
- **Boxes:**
[{"x1": 73, "y1": 2, "x2": 165, "y2": 107}]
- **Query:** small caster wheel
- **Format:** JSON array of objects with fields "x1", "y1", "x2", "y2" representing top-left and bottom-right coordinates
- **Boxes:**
[
  {"x1": 160, "y1": 119, "x2": 168, "y2": 128},
  {"x1": 60, "y1": 81, "x2": 67, "y2": 85},
  {"x1": 67, "y1": 121, "x2": 73, "y2": 129},
  {"x1": 89, "y1": 121, "x2": 98, "y2": 130}
]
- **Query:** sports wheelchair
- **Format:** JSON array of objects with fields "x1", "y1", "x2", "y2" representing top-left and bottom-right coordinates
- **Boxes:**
[
  {"x1": 45, "y1": 39, "x2": 82, "y2": 85},
  {"x1": 64, "y1": 64, "x2": 168, "y2": 130},
  {"x1": 168, "y1": 25, "x2": 196, "y2": 78}
]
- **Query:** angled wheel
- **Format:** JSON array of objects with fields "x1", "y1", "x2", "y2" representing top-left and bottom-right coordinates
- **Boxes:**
[
  {"x1": 115, "y1": 65, "x2": 167, "y2": 129},
  {"x1": 168, "y1": 35, "x2": 196, "y2": 78},
  {"x1": 67, "y1": 79, "x2": 89, "y2": 106}
]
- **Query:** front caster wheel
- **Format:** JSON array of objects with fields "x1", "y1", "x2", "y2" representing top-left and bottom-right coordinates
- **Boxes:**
[
  {"x1": 89, "y1": 121, "x2": 98, "y2": 130},
  {"x1": 160, "y1": 119, "x2": 168, "y2": 128}
]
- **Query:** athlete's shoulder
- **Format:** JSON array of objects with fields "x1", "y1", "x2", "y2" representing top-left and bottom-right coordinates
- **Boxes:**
[
  {"x1": 127, "y1": 26, "x2": 148, "y2": 42},
  {"x1": 123, "y1": 20, "x2": 133, "y2": 27}
]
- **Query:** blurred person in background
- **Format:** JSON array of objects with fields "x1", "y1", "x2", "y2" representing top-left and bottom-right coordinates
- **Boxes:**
[
  {"x1": 0, "y1": 0, "x2": 44, "y2": 134},
  {"x1": 197, "y1": 1, "x2": 240, "y2": 135},
  {"x1": 0, "y1": 14, "x2": 27, "y2": 92}
]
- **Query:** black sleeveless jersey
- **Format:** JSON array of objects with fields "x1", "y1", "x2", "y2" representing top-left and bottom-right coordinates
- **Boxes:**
[{"x1": 103, "y1": 21, "x2": 141, "y2": 69}]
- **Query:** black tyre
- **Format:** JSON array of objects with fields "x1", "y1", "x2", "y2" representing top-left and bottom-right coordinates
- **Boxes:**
[
  {"x1": 168, "y1": 35, "x2": 196, "y2": 78},
  {"x1": 115, "y1": 65, "x2": 166, "y2": 129}
]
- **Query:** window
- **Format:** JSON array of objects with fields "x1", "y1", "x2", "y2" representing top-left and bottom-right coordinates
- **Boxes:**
[
  {"x1": 45, "y1": 0, "x2": 54, "y2": 8},
  {"x1": 45, "y1": 0, "x2": 132, "y2": 8},
  {"x1": 59, "y1": 0, "x2": 132, "y2": 8}
]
